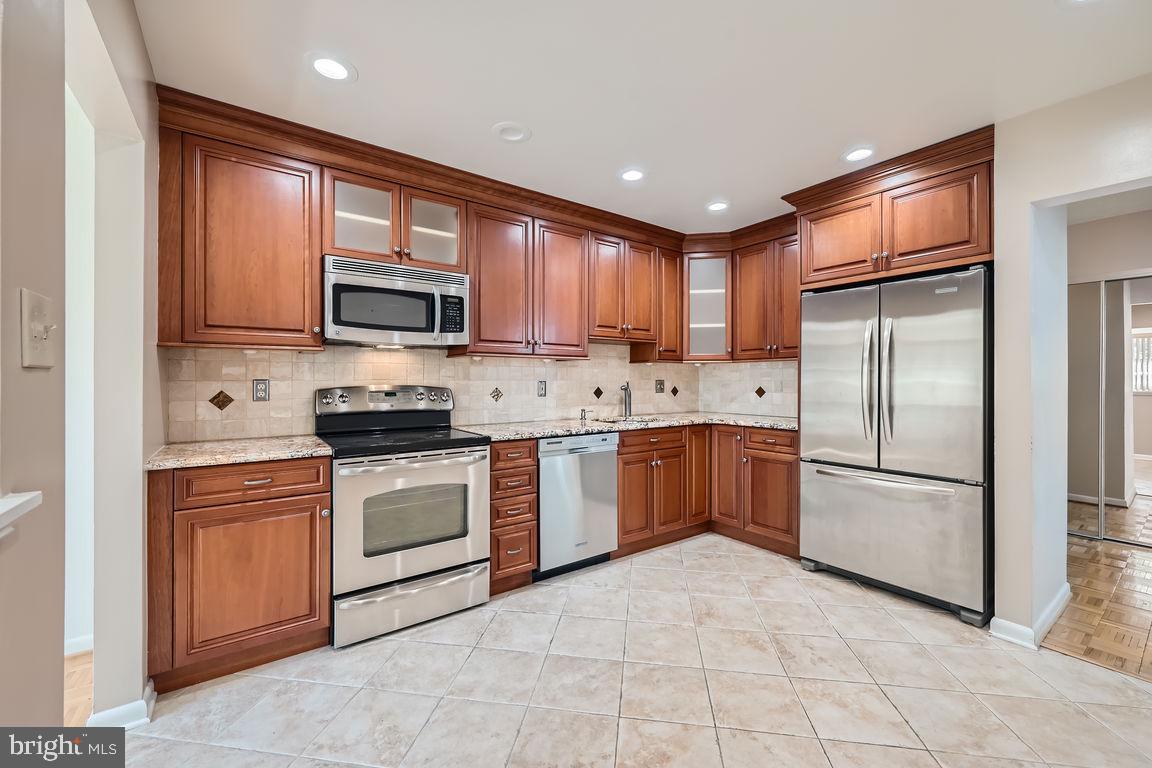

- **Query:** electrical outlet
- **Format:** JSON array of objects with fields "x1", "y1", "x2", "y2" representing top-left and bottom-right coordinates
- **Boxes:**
[
  {"x1": 537, "y1": 380, "x2": 547, "y2": 397},
  {"x1": 252, "y1": 379, "x2": 270, "y2": 401},
  {"x1": 655, "y1": 379, "x2": 665, "y2": 393}
]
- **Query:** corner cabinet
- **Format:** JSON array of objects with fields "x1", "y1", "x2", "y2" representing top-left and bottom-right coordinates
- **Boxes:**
[
  {"x1": 733, "y1": 235, "x2": 800, "y2": 361},
  {"x1": 683, "y1": 252, "x2": 732, "y2": 360},
  {"x1": 710, "y1": 426, "x2": 800, "y2": 558},
  {"x1": 787, "y1": 127, "x2": 994, "y2": 289},
  {"x1": 161, "y1": 131, "x2": 324, "y2": 348}
]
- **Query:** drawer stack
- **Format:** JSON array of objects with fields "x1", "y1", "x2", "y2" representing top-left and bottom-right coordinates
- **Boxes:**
[{"x1": 489, "y1": 440, "x2": 539, "y2": 585}]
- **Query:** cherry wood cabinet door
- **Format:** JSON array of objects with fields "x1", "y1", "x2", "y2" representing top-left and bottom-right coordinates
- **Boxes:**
[
  {"x1": 710, "y1": 426, "x2": 744, "y2": 527},
  {"x1": 624, "y1": 241, "x2": 658, "y2": 341},
  {"x1": 589, "y1": 233, "x2": 626, "y2": 339},
  {"x1": 182, "y1": 135, "x2": 322, "y2": 348},
  {"x1": 657, "y1": 250, "x2": 683, "y2": 360},
  {"x1": 400, "y1": 187, "x2": 467, "y2": 273},
  {"x1": 881, "y1": 163, "x2": 991, "y2": 272},
  {"x1": 652, "y1": 447, "x2": 687, "y2": 535},
  {"x1": 686, "y1": 425, "x2": 711, "y2": 524},
  {"x1": 322, "y1": 167, "x2": 402, "y2": 263},
  {"x1": 773, "y1": 236, "x2": 801, "y2": 359},
  {"x1": 799, "y1": 194, "x2": 882, "y2": 285},
  {"x1": 743, "y1": 449, "x2": 799, "y2": 552},
  {"x1": 172, "y1": 493, "x2": 330, "y2": 667},
  {"x1": 534, "y1": 219, "x2": 589, "y2": 358},
  {"x1": 618, "y1": 452, "x2": 654, "y2": 545},
  {"x1": 467, "y1": 204, "x2": 534, "y2": 355},
  {"x1": 733, "y1": 243, "x2": 772, "y2": 361}
]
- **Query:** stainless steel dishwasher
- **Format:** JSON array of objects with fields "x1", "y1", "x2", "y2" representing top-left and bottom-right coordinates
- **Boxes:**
[{"x1": 537, "y1": 432, "x2": 619, "y2": 573}]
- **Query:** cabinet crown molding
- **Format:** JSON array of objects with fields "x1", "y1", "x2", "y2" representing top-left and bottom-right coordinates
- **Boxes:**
[{"x1": 781, "y1": 125, "x2": 994, "y2": 212}]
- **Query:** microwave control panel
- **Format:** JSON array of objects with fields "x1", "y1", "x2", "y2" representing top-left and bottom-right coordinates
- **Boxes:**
[{"x1": 440, "y1": 295, "x2": 465, "y2": 334}]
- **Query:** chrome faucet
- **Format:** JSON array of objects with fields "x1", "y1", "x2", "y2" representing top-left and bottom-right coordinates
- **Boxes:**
[
  {"x1": 580, "y1": 408, "x2": 590, "y2": 423},
  {"x1": 620, "y1": 382, "x2": 632, "y2": 417}
]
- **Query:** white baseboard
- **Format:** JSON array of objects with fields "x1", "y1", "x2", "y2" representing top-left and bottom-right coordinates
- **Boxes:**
[
  {"x1": 64, "y1": 634, "x2": 93, "y2": 656},
  {"x1": 86, "y1": 680, "x2": 155, "y2": 730},
  {"x1": 1067, "y1": 492, "x2": 1131, "y2": 508},
  {"x1": 989, "y1": 581, "x2": 1072, "y2": 650}
]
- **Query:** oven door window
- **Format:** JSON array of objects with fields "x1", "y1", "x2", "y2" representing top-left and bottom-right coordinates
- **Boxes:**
[
  {"x1": 332, "y1": 284, "x2": 434, "y2": 332},
  {"x1": 362, "y1": 483, "x2": 468, "y2": 557}
]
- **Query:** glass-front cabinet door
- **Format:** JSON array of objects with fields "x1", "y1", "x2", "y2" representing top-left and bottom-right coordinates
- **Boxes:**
[
  {"x1": 323, "y1": 168, "x2": 402, "y2": 262},
  {"x1": 685, "y1": 252, "x2": 732, "y2": 360},
  {"x1": 401, "y1": 188, "x2": 467, "y2": 273}
]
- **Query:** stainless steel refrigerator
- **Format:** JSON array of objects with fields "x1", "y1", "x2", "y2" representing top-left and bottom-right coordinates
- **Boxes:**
[{"x1": 799, "y1": 266, "x2": 991, "y2": 624}]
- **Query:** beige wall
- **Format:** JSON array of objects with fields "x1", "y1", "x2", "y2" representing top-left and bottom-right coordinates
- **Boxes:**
[
  {"x1": 0, "y1": 0, "x2": 66, "y2": 726},
  {"x1": 1067, "y1": 283, "x2": 1101, "y2": 500},
  {"x1": 994, "y1": 72, "x2": 1152, "y2": 645},
  {"x1": 1068, "y1": 210, "x2": 1152, "y2": 283}
]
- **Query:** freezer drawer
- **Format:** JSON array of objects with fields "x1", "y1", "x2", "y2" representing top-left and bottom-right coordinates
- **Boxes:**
[
  {"x1": 800, "y1": 285, "x2": 879, "y2": 467},
  {"x1": 800, "y1": 463, "x2": 984, "y2": 612},
  {"x1": 879, "y1": 268, "x2": 985, "y2": 482}
]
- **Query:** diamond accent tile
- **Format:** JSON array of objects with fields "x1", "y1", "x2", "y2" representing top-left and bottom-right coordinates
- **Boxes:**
[
  {"x1": 754, "y1": 386, "x2": 766, "y2": 398},
  {"x1": 593, "y1": 387, "x2": 604, "y2": 399},
  {"x1": 670, "y1": 386, "x2": 679, "y2": 397},
  {"x1": 208, "y1": 390, "x2": 234, "y2": 410},
  {"x1": 490, "y1": 387, "x2": 504, "y2": 403}
]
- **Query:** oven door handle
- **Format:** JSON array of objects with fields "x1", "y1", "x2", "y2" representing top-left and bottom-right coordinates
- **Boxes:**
[
  {"x1": 337, "y1": 563, "x2": 490, "y2": 609},
  {"x1": 337, "y1": 453, "x2": 485, "y2": 475}
]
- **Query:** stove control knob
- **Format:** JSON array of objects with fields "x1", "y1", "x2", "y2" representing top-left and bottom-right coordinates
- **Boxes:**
[
  {"x1": 415, "y1": 392, "x2": 425, "y2": 401},
  {"x1": 321, "y1": 393, "x2": 335, "y2": 406},
  {"x1": 337, "y1": 392, "x2": 350, "y2": 404},
  {"x1": 440, "y1": 392, "x2": 450, "y2": 402}
]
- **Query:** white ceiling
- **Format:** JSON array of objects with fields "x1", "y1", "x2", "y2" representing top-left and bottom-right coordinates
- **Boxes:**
[{"x1": 134, "y1": 0, "x2": 1152, "y2": 232}]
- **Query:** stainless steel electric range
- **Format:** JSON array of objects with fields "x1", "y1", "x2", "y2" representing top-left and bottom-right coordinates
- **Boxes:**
[{"x1": 315, "y1": 384, "x2": 491, "y2": 647}]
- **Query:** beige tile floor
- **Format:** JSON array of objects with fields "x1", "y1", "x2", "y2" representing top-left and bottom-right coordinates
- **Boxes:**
[{"x1": 128, "y1": 533, "x2": 1152, "y2": 768}]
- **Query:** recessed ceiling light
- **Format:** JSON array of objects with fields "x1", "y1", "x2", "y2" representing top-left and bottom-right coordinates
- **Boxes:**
[
  {"x1": 620, "y1": 168, "x2": 645, "y2": 182},
  {"x1": 844, "y1": 147, "x2": 874, "y2": 162},
  {"x1": 492, "y1": 121, "x2": 532, "y2": 143},
  {"x1": 707, "y1": 201, "x2": 729, "y2": 212},
  {"x1": 312, "y1": 57, "x2": 351, "y2": 80}
]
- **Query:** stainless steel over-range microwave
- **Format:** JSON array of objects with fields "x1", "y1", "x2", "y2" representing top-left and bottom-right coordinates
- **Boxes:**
[{"x1": 324, "y1": 255, "x2": 469, "y2": 347}]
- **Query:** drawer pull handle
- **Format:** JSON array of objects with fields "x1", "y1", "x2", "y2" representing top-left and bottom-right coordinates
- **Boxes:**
[
  {"x1": 505, "y1": 508, "x2": 530, "y2": 516},
  {"x1": 506, "y1": 548, "x2": 523, "y2": 555},
  {"x1": 243, "y1": 477, "x2": 274, "y2": 486},
  {"x1": 506, "y1": 451, "x2": 525, "y2": 458},
  {"x1": 762, "y1": 438, "x2": 777, "y2": 444},
  {"x1": 648, "y1": 437, "x2": 660, "y2": 443},
  {"x1": 505, "y1": 479, "x2": 524, "y2": 487}
]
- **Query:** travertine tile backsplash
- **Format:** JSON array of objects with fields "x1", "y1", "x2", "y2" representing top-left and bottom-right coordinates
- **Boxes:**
[{"x1": 163, "y1": 343, "x2": 798, "y2": 442}]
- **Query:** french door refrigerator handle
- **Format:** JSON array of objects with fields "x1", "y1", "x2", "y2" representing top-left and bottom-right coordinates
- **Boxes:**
[
  {"x1": 814, "y1": 467, "x2": 956, "y2": 496},
  {"x1": 880, "y1": 317, "x2": 894, "y2": 444},
  {"x1": 861, "y1": 319, "x2": 874, "y2": 440}
]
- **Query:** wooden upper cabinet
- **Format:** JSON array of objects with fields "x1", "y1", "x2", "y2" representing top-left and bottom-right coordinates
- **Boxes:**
[
  {"x1": 799, "y1": 194, "x2": 882, "y2": 286},
  {"x1": 466, "y1": 204, "x2": 534, "y2": 355},
  {"x1": 181, "y1": 135, "x2": 322, "y2": 348},
  {"x1": 624, "y1": 241, "x2": 658, "y2": 341},
  {"x1": 656, "y1": 250, "x2": 683, "y2": 360},
  {"x1": 618, "y1": 452, "x2": 654, "y2": 545},
  {"x1": 401, "y1": 187, "x2": 467, "y2": 273},
  {"x1": 773, "y1": 236, "x2": 801, "y2": 359},
  {"x1": 589, "y1": 233, "x2": 626, "y2": 339},
  {"x1": 710, "y1": 425, "x2": 743, "y2": 527},
  {"x1": 322, "y1": 167, "x2": 402, "y2": 262},
  {"x1": 743, "y1": 449, "x2": 799, "y2": 555},
  {"x1": 652, "y1": 447, "x2": 687, "y2": 535},
  {"x1": 881, "y1": 163, "x2": 990, "y2": 271},
  {"x1": 733, "y1": 243, "x2": 772, "y2": 360},
  {"x1": 534, "y1": 219, "x2": 588, "y2": 358},
  {"x1": 686, "y1": 425, "x2": 710, "y2": 524},
  {"x1": 172, "y1": 493, "x2": 330, "y2": 667}
]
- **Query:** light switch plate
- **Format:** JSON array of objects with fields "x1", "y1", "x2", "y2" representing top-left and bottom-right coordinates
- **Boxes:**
[
  {"x1": 655, "y1": 379, "x2": 665, "y2": 393},
  {"x1": 20, "y1": 288, "x2": 56, "y2": 369},
  {"x1": 537, "y1": 380, "x2": 547, "y2": 397}
]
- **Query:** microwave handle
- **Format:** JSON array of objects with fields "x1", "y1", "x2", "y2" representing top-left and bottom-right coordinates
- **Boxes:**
[{"x1": 432, "y1": 286, "x2": 441, "y2": 342}]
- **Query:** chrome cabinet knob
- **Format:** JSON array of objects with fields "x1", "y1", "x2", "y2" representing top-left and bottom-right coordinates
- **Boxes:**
[
  {"x1": 871, "y1": 253, "x2": 879, "y2": 262},
  {"x1": 393, "y1": 246, "x2": 402, "y2": 254},
  {"x1": 735, "y1": 435, "x2": 742, "y2": 441},
  {"x1": 742, "y1": 457, "x2": 749, "y2": 464},
  {"x1": 313, "y1": 326, "x2": 322, "y2": 334},
  {"x1": 880, "y1": 251, "x2": 889, "y2": 259},
  {"x1": 658, "y1": 346, "x2": 664, "y2": 352},
  {"x1": 403, "y1": 248, "x2": 412, "y2": 256},
  {"x1": 321, "y1": 509, "x2": 331, "y2": 518}
]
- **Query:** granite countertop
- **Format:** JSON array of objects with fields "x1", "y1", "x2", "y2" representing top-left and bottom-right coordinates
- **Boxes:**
[
  {"x1": 144, "y1": 435, "x2": 332, "y2": 471},
  {"x1": 459, "y1": 411, "x2": 798, "y2": 442}
]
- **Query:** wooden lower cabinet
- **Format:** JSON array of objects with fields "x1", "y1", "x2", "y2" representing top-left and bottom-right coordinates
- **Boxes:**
[
  {"x1": 173, "y1": 493, "x2": 331, "y2": 668},
  {"x1": 491, "y1": 520, "x2": 538, "y2": 578},
  {"x1": 652, "y1": 447, "x2": 687, "y2": 535},
  {"x1": 618, "y1": 452, "x2": 656, "y2": 545},
  {"x1": 489, "y1": 440, "x2": 540, "y2": 593},
  {"x1": 686, "y1": 425, "x2": 711, "y2": 524},
  {"x1": 711, "y1": 426, "x2": 744, "y2": 527},
  {"x1": 743, "y1": 449, "x2": 800, "y2": 554}
]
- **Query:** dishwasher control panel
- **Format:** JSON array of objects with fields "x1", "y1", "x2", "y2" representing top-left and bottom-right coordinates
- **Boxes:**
[{"x1": 538, "y1": 432, "x2": 619, "y2": 455}]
